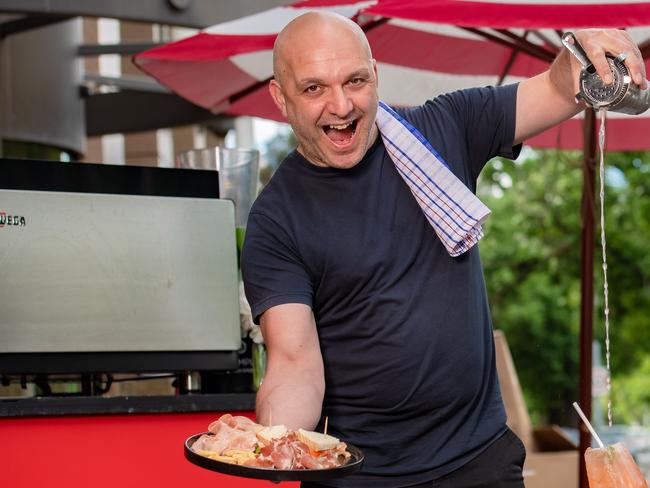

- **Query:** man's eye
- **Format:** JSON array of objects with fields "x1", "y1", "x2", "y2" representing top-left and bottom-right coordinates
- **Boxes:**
[
  {"x1": 349, "y1": 78, "x2": 364, "y2": 86},
  {"x1": 305, "y1": 85, "x2": 320, "y2": 93}
]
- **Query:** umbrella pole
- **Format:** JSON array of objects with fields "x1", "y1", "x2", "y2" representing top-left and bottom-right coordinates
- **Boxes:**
[{"x1": 578, "y1": 107, "x2": 597, "y2": 488}]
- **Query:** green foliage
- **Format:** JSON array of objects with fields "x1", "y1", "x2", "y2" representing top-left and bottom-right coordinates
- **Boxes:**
[
  {"x1": 1, "y1": 139, "x2": 73, "y2": 161},
  {"x1": 610, "y1": 355, "x2": 650, "y2": 425},
  {"x1": 259, "y1": 129, "x2": 297, "y2": 187},
  {"x1": 478, "y1": 149, "x2": 650, "y2": 426},
  {"x1": 595, "y1": 153, "x2": 650, "y2": 377}
]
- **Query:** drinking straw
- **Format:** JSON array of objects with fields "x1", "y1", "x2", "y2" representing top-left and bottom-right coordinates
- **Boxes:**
[{"x1": 573, "y1": 401, "x2": 605, "y2": 448}]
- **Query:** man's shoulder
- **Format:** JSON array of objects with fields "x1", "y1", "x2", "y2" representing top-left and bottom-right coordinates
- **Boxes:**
[
  {"x1": 398, "y1": 84, "x2": 517, "y2": 118},
  {"x1": 392, "y1": 84, "x2": 518, "y2": 139},
  {"x1": 248, "y1": 153, "x2": 304, "y2": 222},
  {"x1": 256, "y1": 152, "x2": 299, "y2": 196},
  {"x1": 393, "y1": 89, "x2": 469, "y2": 131}
]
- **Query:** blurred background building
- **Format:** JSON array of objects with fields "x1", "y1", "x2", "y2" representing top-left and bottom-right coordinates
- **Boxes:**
[
  {"x1": 0, "y1": 0, "x2": 295, "y2": 398},
  {"x1": 0, "y1": 0, "x2": 292, "y2": 165}
]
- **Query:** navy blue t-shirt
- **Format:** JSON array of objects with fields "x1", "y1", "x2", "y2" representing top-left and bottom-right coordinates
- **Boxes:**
[{"x1": 241, "y1": 84, "x2": 521, "y2": 487}]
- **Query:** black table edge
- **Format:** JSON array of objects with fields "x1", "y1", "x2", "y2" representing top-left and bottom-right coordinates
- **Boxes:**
[{"x1": 0, "y1": 392, "x2": 256, "y2": 417}]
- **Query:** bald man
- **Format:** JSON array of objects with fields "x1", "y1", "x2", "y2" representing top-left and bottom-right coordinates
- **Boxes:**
[{"x1": 241, "y1": 12, "x2": 646, "y2": 488}]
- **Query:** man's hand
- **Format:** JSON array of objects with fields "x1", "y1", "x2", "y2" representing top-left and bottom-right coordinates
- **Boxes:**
[
  {"x1": 514, "y1": 28, "x2": 646, "y2": 145},
  {"x1": 572, "y1": 29, "x2": 646, "y2": 89}
]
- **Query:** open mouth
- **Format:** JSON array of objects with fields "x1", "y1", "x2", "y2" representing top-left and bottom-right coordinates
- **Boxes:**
[{"x1": 323, "y1": 119, "x2": 358, "y2": 146}]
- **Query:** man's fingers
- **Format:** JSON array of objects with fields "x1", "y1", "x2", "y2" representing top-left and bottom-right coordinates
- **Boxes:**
[
  {"x1": 628, "y1": 48, "x2": 647, "y2": 88},
  {"x1": 574, "y1": 29, "x2": 647, "y2": 89},
  {"x1": 573, "y1": 31, "x2": 613, "y2": 84},
  {"x1": 619, "y1": 31, "x2": 647, "y2": 87},
  {"x1": 589, "y1": 50, "x2": 614, "y2": 85}
]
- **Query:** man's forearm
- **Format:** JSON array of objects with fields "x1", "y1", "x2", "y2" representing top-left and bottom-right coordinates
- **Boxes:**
[
  {"x1": 255, "y1": 372, "x2": 324, "y2": 429},
  {"x1": 254, "y1": 303, "x2": 325, "y2": 430},
  {"x1": 548, "y1": 47, "x2": 583, "y2": 112}
]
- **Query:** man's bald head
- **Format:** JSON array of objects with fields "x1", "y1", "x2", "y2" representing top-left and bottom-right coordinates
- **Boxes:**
[
  {"x1": 267, "y1": 10, "x2": 379, "y2": 170},
  {"x1": 273, "y1": 11, "x2": 373, "y2": 85}
]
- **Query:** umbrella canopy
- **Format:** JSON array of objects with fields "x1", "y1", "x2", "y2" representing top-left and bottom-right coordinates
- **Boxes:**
[{"x1": 134, "y1": 0, "x2": 650, "y2": 151}]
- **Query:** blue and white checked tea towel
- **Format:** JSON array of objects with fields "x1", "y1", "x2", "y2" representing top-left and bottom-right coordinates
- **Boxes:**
[{"x1": 376, "y1": 101, "x2": 491, "y2": 257}]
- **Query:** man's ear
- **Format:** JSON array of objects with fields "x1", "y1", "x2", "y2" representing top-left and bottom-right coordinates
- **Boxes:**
[
  {"x1": 269, "y1": 79, "x2": 288, "y2": 118},
  {"x1": 372, "y1": 59, "x2": 378, "y2": 88}
]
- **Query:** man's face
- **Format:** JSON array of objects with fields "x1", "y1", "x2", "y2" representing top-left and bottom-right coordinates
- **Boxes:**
[{"x1": 270, "y1": 31, "x2": 379, "y2": 170}]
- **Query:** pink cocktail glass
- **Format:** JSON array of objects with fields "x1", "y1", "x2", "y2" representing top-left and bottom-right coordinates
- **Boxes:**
[{"x1": 585, "y1": 442, "x2": 648, "y2": 488}]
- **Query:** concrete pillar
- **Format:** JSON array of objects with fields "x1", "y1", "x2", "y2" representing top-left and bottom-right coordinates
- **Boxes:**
[
  {"x1": 234, "y1": 116, "x2": 255, "y2": 149},
  {"x1": 0, "y1": 18, "x2": 85, "y2": 156},
  {"x1": 120, "y1": 21, "x2": 158, "y2": 167},
  {"x1": 81, "y1": 18, "x2": 103, "y2": 163},
  {"x1": 172, "y1": 125, "x2": 196, "y2": 163}
]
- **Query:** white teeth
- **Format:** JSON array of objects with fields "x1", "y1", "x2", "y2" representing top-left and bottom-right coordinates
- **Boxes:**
[{"x1": 329, "y1": 122, "x2": 352, "y2": 130}]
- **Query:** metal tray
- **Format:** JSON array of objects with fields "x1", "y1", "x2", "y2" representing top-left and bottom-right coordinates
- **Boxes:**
[{"x1": 184, "y1": 432, "x2": 364, "y2": 481}]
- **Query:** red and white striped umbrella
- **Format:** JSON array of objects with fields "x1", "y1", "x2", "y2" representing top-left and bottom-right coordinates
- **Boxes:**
[
  {"x1": 135, "y1": 7, "x2": 650, "y2": 486},
  {"x1": 134, "y1": 0, "x2": 650, "y2": 150}
]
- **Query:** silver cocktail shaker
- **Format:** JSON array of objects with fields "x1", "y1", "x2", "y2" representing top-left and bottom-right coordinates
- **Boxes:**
[{"x1": 561, "y1": 32, "x2": 650, "y2": 114}]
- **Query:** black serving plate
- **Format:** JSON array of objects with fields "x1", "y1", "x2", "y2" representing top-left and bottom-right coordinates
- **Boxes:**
[{"x1": 184, "y1": 432, "x2": 364, "y2": 481}]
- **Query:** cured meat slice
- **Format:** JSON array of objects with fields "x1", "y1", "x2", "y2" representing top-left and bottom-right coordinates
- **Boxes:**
[
  {"x1": 211, "y1": 414, "x2": 263, "y2": 434},
  {"x1": 191, "y1": 415, "x2": 352, "y2": 470},
  {"x1": 195, "y1": 414, "x2": 261, "y2": 455},
  {"x1": 270, "y1": 441, "x2": 294, "y2": 470}
]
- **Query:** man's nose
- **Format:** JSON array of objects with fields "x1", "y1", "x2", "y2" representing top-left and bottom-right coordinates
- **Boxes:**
[{"x1": 327, "y1": 86, "x2": 353, "y2": 118}]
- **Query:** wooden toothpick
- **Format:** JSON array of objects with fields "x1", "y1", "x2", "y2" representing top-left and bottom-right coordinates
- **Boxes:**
[{"x1": 324, "y1": 416, "x2": 329, "y2": 435}]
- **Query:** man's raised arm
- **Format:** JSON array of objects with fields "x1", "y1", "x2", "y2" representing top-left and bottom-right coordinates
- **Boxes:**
[{"x1": 514, "y1": 28, "x2": 647, "y2": 145}]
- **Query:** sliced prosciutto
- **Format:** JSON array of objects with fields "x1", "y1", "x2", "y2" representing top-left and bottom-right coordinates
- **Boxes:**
[
  {"x1": 193, "y1": 414, "x2": 261, "y2": 455},
  {"x1": 191, "y1": 415, "x2": 352, "y2": 470}
]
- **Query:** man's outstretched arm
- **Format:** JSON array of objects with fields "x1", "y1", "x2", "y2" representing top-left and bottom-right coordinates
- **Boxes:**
[{"x1": 255, "y1": 303, "x2": 325, "y2": 430}]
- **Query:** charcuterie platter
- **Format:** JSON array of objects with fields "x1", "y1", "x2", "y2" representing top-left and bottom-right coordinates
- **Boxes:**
[{"x1": 184, "y1": 414, "x2": 364, "y2": 481}]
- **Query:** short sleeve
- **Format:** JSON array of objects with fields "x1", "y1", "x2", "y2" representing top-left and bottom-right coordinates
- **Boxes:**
[
  {"x1": 409, "y1": 83, "x2": 521, "y2": 181},
  {"x1": 241, "y1": 211, "x2": 313, "y2": 324},
  {"x1": 461, "y1": 83, "x2": 521, "y2": 168}
]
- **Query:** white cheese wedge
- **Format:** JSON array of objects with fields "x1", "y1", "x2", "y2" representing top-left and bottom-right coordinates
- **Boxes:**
[
  {"x1": 256, "y1": 424, "x2": 288, "y2": 445},
  {"x1": 297, "y1": 428, "x2": 340, "y2": 451}
]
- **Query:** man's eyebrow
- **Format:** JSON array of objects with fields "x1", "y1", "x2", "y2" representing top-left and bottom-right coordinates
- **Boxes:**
[
  {"x1": 296, "y1": 69, "x2": 372, "y2": 88},
  {"x1": 348, "y1": 69, "x2": 371, "y2": 79},
  {"x1": 297, "y1": 77, "x2": 325, "y2": 88}
]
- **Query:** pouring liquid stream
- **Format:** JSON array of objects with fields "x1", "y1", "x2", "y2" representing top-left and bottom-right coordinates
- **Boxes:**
[{"x1": 598, "y1": 109, "x2": 613, "y2": 428}]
